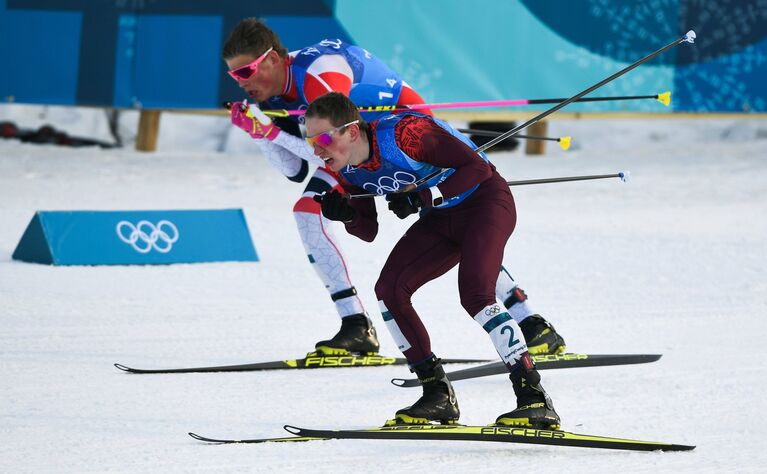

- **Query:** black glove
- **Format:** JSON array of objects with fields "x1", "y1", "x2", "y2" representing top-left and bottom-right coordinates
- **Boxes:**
[
  {"x1": 386, "y1": 192, "x2": 422, "y2": 219},
  {"x1": 314, "y1": 190, "x2": 356, "y2": 222}
]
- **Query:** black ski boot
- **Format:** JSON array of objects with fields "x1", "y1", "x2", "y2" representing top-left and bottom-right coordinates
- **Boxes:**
[
  {"x1": 312, "y1": 313, "x2": 380, "y2": 356},
  {"x1": 519, "y1": 314, "x2": 566, "y2": 355},
  {"x1": 386, "y1": 355, "x2": 460, "y2": 425},
  {"x1": 496, "y1": 365, "x2": 560, "y2": 430}
]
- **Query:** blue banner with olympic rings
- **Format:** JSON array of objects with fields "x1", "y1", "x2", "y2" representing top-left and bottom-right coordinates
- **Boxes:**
[{"x1": 12, "y1": 209, "x2": 258, "y2": 265}]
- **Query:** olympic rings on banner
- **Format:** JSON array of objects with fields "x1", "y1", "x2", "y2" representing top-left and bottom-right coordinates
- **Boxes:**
[{"x1": 116, "y1": 220, "x2": 179, "y2": 254}]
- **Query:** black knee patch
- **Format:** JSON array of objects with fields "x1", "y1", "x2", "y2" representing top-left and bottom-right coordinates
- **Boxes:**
[
  {"x1": 331, "y1": 287, "x2": 357, "y2": 301},
  {"x1": 504, "y1": 287, "x2": 528, "y2": 308}
]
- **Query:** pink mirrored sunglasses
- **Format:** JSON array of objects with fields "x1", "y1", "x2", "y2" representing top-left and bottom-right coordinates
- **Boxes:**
[
  {"x1": 227, "y1": 47, "x2": 273, "y2": 81},
  {"x1": 305, "y1": 120, "x2": 359, "y2": 148}
]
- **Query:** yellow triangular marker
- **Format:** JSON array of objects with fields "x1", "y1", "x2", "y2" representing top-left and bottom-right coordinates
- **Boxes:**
[
  {"x1": 559, "y1": 136, "x2": 571, "y2": 150},
  {"x1": 656, "y1": 91, "x2": 671, "y2": 106}
]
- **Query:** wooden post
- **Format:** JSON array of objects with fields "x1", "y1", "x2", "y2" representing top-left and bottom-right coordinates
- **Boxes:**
[
  {"x1": 525, "y1": 120, "x2": 548, "y2": 155},
  {"x1": 136, "y1": 110, "x2": 161, "y2": 152}
]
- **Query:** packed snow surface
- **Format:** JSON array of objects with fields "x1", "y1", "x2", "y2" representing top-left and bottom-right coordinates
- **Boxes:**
[{"x1": 1, "y1": 108, "x2": 766, "y2": 472}]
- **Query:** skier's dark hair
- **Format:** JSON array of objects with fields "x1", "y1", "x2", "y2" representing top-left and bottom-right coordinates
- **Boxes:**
[
  {"x1": 305, "y1": 92, "x2": 369, "y2": 134},
  {"x1": 222, "y1": 17, "x2": 288, "y2": 59}
]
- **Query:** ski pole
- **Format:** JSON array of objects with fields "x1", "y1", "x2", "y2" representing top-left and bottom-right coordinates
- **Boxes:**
[
  {"x1": 458, "y1": 128, "x2": 571, "y2": 151},
  {"x1": 259, "y1": 92, "x2": 671, "y2": 117},
  {"x1": 475, "y1": 31, "x2": 694, "y2": 154},
  {"x1": 347, "y1": 30, "x2": 695, "y2": 200},
  {"x1": 507, "y1": 171, "x2": 630, "y2": 187}
]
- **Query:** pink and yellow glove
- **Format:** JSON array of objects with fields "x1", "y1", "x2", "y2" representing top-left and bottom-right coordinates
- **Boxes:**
[{"x1": 230, "y1": 100, "x2": 280, "y2": 141}]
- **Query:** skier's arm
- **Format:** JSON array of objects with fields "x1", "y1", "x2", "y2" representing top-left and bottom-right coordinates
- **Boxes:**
[
  {"x1": 343, "y1": 191, "x2": 378, "y2": 242},
  {"x1": 316, "y1": 183, "x2": 378, "y2": 242},
  {"x1": 230, "y1": 101, "x2": 324, "y2": 180},
  {"x1": 398, "y1": 116, "x2": 492, "y2": 207},
  {"x1": 254, "y1": 132, "x2": 324, "y2": 182}
]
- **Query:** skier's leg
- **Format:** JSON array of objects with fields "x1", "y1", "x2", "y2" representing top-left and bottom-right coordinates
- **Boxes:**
[
  {"x1": 375, "y1": 217, "x2": 461, "y2": 424},
  {"x1": 293, "y1": 168, "x2": 378, "y2": 354},
  {"x1": 374, "y1": 218, "x2": 459, "y2": 364},
  {"x1": 495, "y1": 267, "x2": 535, "y2": 322},
  {"x1": 459, "y1": 194, "x2": 560, "y2": 430},
  {"x1": 495, "y1": 267, "x2": 566, "y2": 354}
]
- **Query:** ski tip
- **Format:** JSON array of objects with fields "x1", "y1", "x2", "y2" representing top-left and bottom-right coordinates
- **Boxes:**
[
  {"x1": 618, "y1": 170, "x2": 631, "y2": 183},
  {"x1": 391, "y1": 378, "x2": 407, "y2": 387},
  {"x1": 559, "y1": 136, "x2": 571, "y2": 150},
  {"x1": 684, "y1": 30, "x2": 696, "y2": 43},
  {"x1": 283, "y1": 425, "x2": 301, "y2": 435},
  {"x1": 188, "y1": 432, "x2": 229, "y2": 444},
  {"x1": 660, "y1": 442, "x2": 696, "y2": 451},
  {"x1": 656, "y1": 91, "x2": 671, "y2": 106},
  {"x1": 114, "y1": 363, "x2": 131, "y2": 372}
]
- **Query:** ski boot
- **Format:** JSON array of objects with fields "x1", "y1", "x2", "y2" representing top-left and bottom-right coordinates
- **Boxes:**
[
  {"x1": 495, "y1": 365, "x2": 560, "y2": 430},
  {"x1": 311, "y1": 313, "x2": 380, "y2": 356},
  {"x1": 386, "y1": 355, "x2": 460, "y2": 425},
  {"x1": 519, "y1": 314, "x2": 566, "y2": 355}
]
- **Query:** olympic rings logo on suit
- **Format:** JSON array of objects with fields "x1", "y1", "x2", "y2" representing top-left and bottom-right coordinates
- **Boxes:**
[
  {"x1": 301, "y1": 47, "x2": 321, "y2": 57},
  {"x1": 116, "y1": 220, "x2": 179, "y2": 254},
  {"x1": 485, "y1": 305, "x2": 502, "y2": 316},
  {"x1": 319, "y1": 39, "x2": 343, "y2": 50},
  {"x1": 363, "y1": 171, "x2": 418, "y2": 195}
]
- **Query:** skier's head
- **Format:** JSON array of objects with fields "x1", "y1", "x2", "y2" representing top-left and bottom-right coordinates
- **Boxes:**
[
  {"x1": 222, "y1": 18, "x2": 288, "y2": 102},
  {"x1": 305, "y1": 92, "x2": 369, "y2": 172}
]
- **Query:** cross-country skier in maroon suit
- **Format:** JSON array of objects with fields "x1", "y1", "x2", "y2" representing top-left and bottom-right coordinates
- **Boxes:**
[{"x1": 305, "y1": 92, "x2": 560, "y2": 428}]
